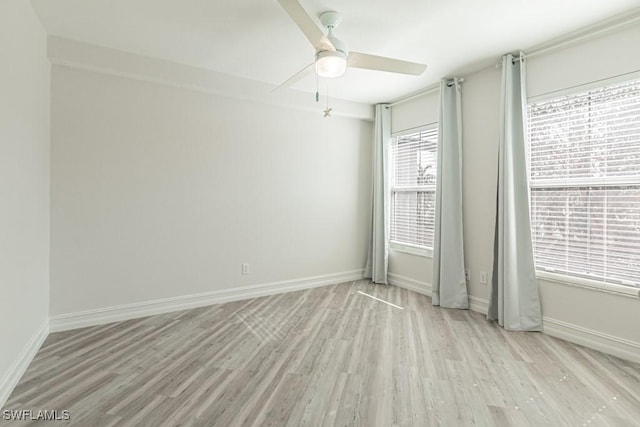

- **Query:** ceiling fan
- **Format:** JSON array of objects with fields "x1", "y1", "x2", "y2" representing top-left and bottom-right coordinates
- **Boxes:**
[{"x1": 276, "y1": 0, "x2": 427, "y2": 89}]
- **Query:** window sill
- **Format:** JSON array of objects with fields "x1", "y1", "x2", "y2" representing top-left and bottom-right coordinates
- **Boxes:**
[
  {"x1": 536, "y1": 271, "x2": 640, "y2": 300},
  {"x1": 389, "y1": 242, "x2": 432, "y2": 258}
]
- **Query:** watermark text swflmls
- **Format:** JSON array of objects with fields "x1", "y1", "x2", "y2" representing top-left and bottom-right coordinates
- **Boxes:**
[{"x1": 2, "y1": 409, "x2": 70, "y2": 421}]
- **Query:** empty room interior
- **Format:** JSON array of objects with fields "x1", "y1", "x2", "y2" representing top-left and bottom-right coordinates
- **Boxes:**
[{"x1": 2, "y1": 0, "x2": 640, "y2": 425}]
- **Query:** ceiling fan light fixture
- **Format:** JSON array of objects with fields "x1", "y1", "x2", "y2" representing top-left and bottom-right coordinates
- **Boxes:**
[{"x1": 315, "y1": 50, "x2": 347, "y2": 78}]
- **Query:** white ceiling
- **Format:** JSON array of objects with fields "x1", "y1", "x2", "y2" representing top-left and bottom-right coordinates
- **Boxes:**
[{"x1": 31, "y1": 0, "x2": 640, "y2": 105}]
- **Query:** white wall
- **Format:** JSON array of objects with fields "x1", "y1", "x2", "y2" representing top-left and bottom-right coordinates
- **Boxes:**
[
  {"x1": 50, "y1": 60, "x2": 373, "y2": 316},
  {"x1": 0, "y1": 0, "x2": 50, "y2": 405},
  {"x1": 460, "y1": 66, "x2": 501, "y2": 305},
  {"x1": 390, "y1": 21, "x2": 640, "y2": 361}
]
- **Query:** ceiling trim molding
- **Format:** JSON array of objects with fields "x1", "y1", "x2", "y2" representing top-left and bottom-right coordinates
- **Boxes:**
[
  {"x1": 48, "y1": 37, "x2": 374, "y2": 121},
  {"x1": 524, "y1": 7, "x2": 640, "y2": 59},
  {"x1": 387, "y1": 7, "x2": 640, "y2": 104}
]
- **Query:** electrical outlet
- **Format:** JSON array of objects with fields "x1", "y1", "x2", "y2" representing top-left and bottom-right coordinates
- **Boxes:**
[
  {"x1": 241, "y1": 263, "x2": 249, "y2": 275},
  {"x1": 465, "y1": 268, "x2": 470, "y2": 281},
  {"x1": 480, "y1": 271, "x2": 488, "y2": 285}
]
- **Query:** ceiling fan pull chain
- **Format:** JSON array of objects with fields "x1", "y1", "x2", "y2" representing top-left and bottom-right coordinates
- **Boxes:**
[{"x1": 324, "y1": 85, "x2": 332, "y2": 118}]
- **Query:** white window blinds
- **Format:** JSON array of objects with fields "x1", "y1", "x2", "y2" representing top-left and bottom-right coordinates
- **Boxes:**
[
  {"x1": 390, "y1": 127, "x2": 438, "y2": 248},
  {"x1": 527, "y1": 78, "x2": 640, "y2": 288}
]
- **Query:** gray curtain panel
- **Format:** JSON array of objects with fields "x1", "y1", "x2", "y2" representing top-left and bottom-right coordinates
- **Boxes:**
[
  {"x1": 364, "y1": 104, "x2": 390, "y2": 284},
  {"x1": 432, "y1": 79, "x2": 469, "y2": 308},
  {"x1": 487, "y1": 53, "x2": 543, "y2": 331}
]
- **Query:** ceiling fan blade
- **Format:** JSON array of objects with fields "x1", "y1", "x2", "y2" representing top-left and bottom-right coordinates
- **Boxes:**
[
  {"x1": 271, "y1": 63, "x2": 315, "y2": 92},
  {"x1": 347, "y1": 52, "x2": 427, "y2": 76},
  {"x1": 277, "y1": 0, "x2": 335, "y2": 51}
]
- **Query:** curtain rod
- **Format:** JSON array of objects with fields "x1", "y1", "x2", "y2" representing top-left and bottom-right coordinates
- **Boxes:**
[
  {"x1": 388, "y1": 78, "x2": 464, "y2": 108},
  {"x1": 496, "y1": 12, "x2": 640, "y2": 67},
  {"x1": 524, "y1": 12, "x2": 640, "y2": 61}
]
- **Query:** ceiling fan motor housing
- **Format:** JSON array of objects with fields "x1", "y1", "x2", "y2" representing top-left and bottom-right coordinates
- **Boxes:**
[
  {"x1": 327, "y1": 35, "x2": 346, "y2": 55},
  {"x1": 276, "y1": 1, "x2": 427, "y2": 86},
  {"x1": 315, "y1": 11, "x2": 347, "y2": 77}
]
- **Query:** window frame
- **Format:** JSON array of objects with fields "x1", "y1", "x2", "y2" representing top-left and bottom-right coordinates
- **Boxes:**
[
  {"x1": 526, "y1": 75, "x2": 640, "y2": 298},
  {"x1": 388, "y1": 123, "x2": 438, "y2": 258}
]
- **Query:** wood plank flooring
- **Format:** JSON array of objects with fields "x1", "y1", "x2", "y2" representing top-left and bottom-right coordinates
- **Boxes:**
[{"x1": 3, "y1": 280, "x2": 640, "y2": 426}]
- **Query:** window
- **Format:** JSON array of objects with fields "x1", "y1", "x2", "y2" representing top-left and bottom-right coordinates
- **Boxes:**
[
  {"x1": 527, "y1": 78, "x2": 640, "y2": 288},
  {"x1": 390, "y1": 127, "x2": 438, "y2": 251}
]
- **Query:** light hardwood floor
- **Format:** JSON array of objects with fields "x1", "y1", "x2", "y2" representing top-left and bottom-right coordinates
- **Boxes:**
[{"x1": 3, "y1": 280, "x2": 640, "y2": 426}]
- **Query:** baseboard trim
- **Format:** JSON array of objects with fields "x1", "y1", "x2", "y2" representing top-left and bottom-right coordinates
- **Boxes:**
[
  {"x1": 50, "y1": 269, "x2": 364, "y2": 333},
  {"x1": 0, "y1": 320, "x2": 49, "y2": 408},
  {"x1": 466, "y1": 296, "x2": 640, "y2": 364},
  {"x1": 387, "y1": 273, "x2": 431, "y2": 296},
  {"x1": 467, "y1": 298, "x2": 640, "y2": 364},
  {"x1": 469, "y1": 295, "x2": 489, "y2": 315},
  {"x1": 543, "y1": 317, "x2": 640, "y2": 364},
  {"x1": 387, "y1": 279, "x2": 640, "y2": 364},
  {"x1": 387, "y1": 273, "x2": 491, "y2": 315}
]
